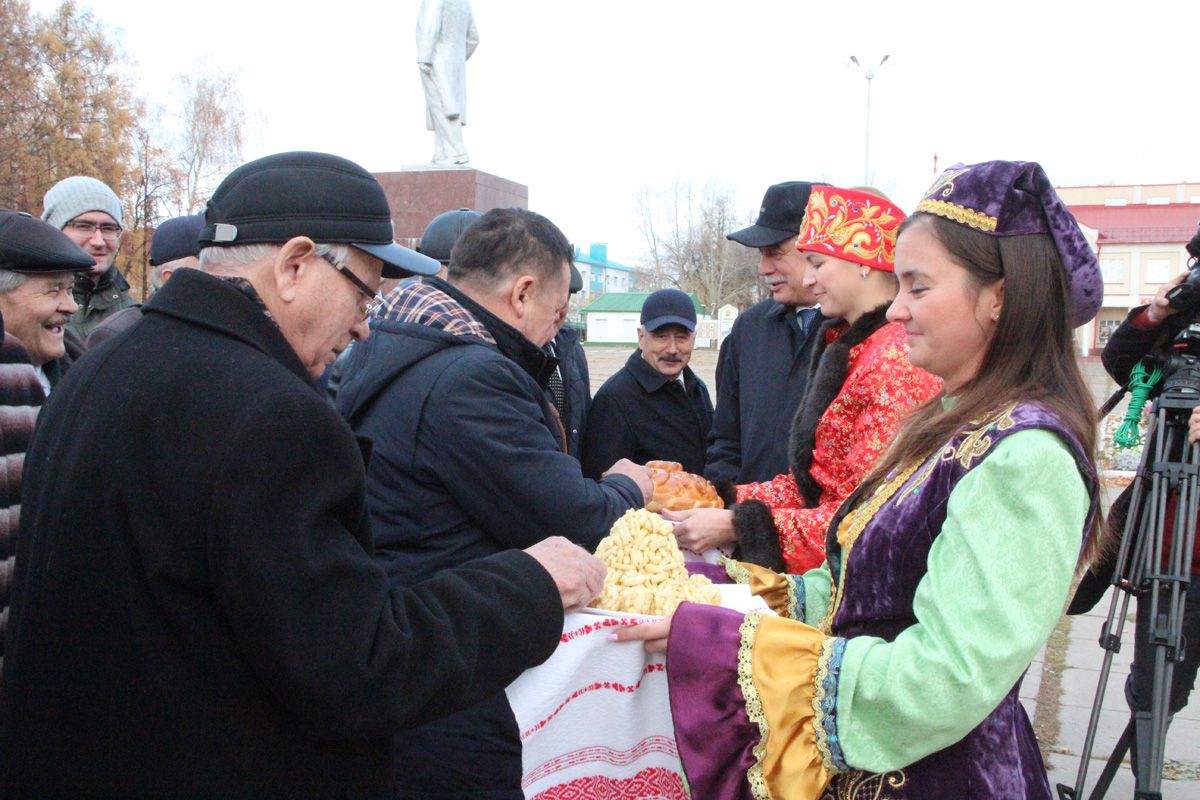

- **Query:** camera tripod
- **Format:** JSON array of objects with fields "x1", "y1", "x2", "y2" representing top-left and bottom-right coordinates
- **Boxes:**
[{"x1": 1058, "y1": 363, "x2": 1200, "y2": 800}]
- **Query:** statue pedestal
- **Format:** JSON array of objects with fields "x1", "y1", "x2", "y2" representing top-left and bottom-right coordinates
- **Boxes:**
[{"x1": 373, "y1": 167, "x2": 529, "y2": 247}]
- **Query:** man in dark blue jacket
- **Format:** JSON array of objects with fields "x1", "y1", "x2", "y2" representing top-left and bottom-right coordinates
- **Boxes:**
[
  {"x1": 336, "y1": 207, "x2": 650, "y2": 799},
  {"x1": 705, "y1": 181, "x2": 826, "y2": 485},
  {"x1": 582, "y1": 288, "x2": 713, "y2": 477}
]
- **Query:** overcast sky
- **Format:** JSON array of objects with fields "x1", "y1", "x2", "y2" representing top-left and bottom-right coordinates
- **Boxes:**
[{"x1": 33, "y1": 0, "x2": 1198, "y2": 264}]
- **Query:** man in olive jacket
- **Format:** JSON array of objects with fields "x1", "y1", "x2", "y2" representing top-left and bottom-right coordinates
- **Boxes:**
[{"x1": 0, "y1": 153, "x2": 604, "y2": 799}]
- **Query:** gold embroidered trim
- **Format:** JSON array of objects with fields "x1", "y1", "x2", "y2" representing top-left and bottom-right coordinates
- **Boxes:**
[
  {"x1": 737, "y1": 610, "x2": 771, "y2": 800},
  {"x1": 786, "y1": 577, "x2": 801, "y2": 621},
  {"x1": 897, "y1": 402, "x2": 1019, "y2": 506},
  {"x1": 822, "y1": 768, "x2": 909, "y2": 800},
  {"x1": 812, "y1": 637, "x2": 843, "y2": 775},
  {"x1": 724, "y1": 556, "x2": 752, "y2": 585},
  {"x1": 820, "y1": 464, "x2": 921, "y2": 634},
  {"x1": 915, "y1": 199, "x2": 998, "y2": 232}
]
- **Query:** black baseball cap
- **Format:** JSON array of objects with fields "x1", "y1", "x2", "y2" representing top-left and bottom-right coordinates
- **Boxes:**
[
  {"x1": 417, "y1": 208, "x2": 480, "y2": 264},
  {"x1": 198, "y1": 151, "x2": 440, "y2": 279},
  {"x1": 0, "y1": 210, "x2": 95, "y2": 274},
  {"x1": 641, "y1": 288, "x2": 697, "y2": 332},
  {"x1": 151, "y1": 214, "x2": 204, "y2": 266},
  {"x1": 569, "y1": 262, "x2": 583, "y2": 293},
  {"x1": 726, "y1": 181, "x2": 824, "y2": 248}
]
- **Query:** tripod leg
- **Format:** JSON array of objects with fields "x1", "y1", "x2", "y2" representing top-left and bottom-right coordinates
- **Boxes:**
[
  {"x1": 1061, "y1": 412, "x2": 1163, "y2": 800},
  {"x1": 1085, "y1": 718, "x2": 1132, "y2": 800}
]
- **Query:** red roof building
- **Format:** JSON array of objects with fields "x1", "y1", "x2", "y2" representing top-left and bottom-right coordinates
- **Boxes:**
[{"x1": 1057, "y1": 183, "x2": 1199, "y2": 354}]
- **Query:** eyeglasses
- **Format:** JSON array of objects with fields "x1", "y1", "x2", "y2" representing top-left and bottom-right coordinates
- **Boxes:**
[
  {"x1": 66, "y1": 220, "x2": 122, "y2": 241},
  {"x1": 317, "y1": 251, "x2": 385, "y2": 318}
]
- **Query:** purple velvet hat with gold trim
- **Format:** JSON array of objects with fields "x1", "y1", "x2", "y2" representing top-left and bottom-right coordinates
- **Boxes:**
[{"x1": 915, "y1": 160, "x2": 1102, "y2": 326}]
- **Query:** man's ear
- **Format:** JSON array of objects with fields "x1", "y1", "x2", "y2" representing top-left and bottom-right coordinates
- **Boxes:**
[
  {"x1": 508, "y1": 273, "x2": 537, "y2": 319},
  {"x1": 271, "y1": 237, "x2": 318, "y2": 303}
]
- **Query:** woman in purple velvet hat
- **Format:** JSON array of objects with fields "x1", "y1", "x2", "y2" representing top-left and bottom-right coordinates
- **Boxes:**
[{"x1": 617, "y1": 160, "x2": 1107, "y2": 799}]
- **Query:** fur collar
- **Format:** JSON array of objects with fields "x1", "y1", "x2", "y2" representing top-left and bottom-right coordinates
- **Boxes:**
[{"x1": 789, "y1": 304, "x2": 891, "y2": 504}]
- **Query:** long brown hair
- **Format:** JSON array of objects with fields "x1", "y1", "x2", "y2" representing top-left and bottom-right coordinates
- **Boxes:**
[{"x1": 865, "y1": 213, "x2": 1105, "y2": 565}]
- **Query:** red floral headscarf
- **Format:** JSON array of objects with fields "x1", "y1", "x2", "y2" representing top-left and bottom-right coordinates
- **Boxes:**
[{"x1": 795, "y1": 187, "x2": 905, "y2": 272}]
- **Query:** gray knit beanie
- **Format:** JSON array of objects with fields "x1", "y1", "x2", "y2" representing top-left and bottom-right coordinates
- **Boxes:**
[{"x1": 41, "y1": 176, "x2": 123, "y2": 230}]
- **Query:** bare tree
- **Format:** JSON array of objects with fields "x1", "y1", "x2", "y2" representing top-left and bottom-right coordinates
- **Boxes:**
[
  {"x1": 121, "y1": 120, "x2": 184, "y2": 298},
  {"x1": 174, "y1": 63, "x2": 244, "y2": 215},
  {"x1": 633, "y1": 180, "x2": 761, "y2": 312}
]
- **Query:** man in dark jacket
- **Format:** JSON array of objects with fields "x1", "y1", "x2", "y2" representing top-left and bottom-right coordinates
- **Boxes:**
[
  {"x1": 336, "y1": 207, "x2": 650, "y2": 799},
  {"x1": 546, "y1": 323, "x2": 590, "y2": 458},
  {"x1": 544, "y1": 261, "x2": 590, "y2": 458},
  {"x1": 0, "y1": 210, "x2": 93, "y2": 669},
  {"x1": 705, "y1": 180, "x2": 826, "y2": 484},
  {"x1": 582, "y1": 288, "x2": 713, "y2": 477},
  {"x1": 0, "y1": 153, "x2": 605, "y2": 799},
  {"x1": 40, "y1": 176, "x2": 136, "y2": 340}
]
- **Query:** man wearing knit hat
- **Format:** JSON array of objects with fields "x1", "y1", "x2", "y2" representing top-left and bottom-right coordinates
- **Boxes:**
[
  {"x1": 1, "y1": 152, "x2": 604, "y2": 799},
  {"x1": 41, "y1": 175, "x2": 136, "y2": 340}
]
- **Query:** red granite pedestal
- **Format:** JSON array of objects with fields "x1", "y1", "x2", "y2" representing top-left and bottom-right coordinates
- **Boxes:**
[{"x1": 373, "y1": 167, "x2": 528, "y2": 248}]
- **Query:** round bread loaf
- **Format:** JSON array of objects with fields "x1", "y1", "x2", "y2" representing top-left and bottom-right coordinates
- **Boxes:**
[{"x1": 644, "y1": 461, "x2": 725, "y2": 513}]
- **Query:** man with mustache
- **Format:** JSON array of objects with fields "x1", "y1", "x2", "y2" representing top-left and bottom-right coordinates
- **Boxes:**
[
  {"x1": 705, "y1": 181, "x2": 826, "y2": 484},
  {"x1": 581, "y1": 288, "x2": 713, "y2": 478}
]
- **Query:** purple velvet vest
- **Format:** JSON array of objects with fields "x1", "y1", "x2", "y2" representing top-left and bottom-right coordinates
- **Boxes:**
[{"x1": 820, "y1": 402, "x2": 1097, "y2": 800}]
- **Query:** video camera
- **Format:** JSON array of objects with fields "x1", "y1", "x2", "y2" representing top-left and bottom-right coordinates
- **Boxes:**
[{"x1": 1163, "y1": 223, "x2": 1200, "y2": 313}]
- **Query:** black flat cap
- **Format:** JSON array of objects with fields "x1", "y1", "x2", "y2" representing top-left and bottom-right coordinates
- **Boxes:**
[
  {"x1": 151, "y1": 214, "x2": 204, "y2": 266},
  {"x1": 0, "y1": 210, "x2": 95, "y2": 274},
  {"x1": 727, "y1": 181, "x2": 824, "y2": 248},
  {"x1": 199, "y1": 151, "x2": 440, "y2": 279}
]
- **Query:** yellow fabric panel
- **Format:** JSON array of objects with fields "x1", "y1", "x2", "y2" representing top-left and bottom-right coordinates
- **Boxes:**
[
  {"x1": 725, "y1": 558, "x2": 793, "y2": 618},
  {"x1": 749, "y1": 614, "x2": 832, "y2": 798}
]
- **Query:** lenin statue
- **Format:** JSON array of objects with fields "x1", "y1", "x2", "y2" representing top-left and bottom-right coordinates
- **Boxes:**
[{"x1": 417, "y1": 0, "x2": 479, "y2": 166}]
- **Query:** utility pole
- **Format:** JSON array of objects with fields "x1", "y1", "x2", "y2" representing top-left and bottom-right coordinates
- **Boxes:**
[{"x1": 849, "y1": 55, "x2": 890, "y2": 185}]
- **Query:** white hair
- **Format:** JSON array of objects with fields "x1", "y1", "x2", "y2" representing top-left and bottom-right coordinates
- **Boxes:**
[
  {"x1": 149, "y1": 257, "x2": 199, "y2": 291},
  {"x1": 199, "y1": 243, "x2": 352, "y2": 273},
  {"x1": 0, "y1": 270, "x2": 29, "y2": 293}
]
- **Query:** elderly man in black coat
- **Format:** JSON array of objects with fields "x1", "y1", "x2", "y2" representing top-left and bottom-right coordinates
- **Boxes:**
[
  {"x1": 705, "y1": 181, "x2": 827, "y2": 484},
  {"x1": 582, "y1": 288, "x2": 713, "y2": 478},
  {"x1": 0, "y1": 153, "x2": 604, "y2": 800},
  {"x1": 336, "y1": 208, "x2": 651, "y2": 799}
]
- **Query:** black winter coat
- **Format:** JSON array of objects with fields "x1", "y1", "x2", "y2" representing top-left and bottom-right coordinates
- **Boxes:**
[
  {"x1": 0, "y1": 270, "x2": 564, "y2": 800},
  {"x1": 547, "y1": 326, "x2": 591, "y2": 459},
  {"x1": 581, "y1": 349, "x2": 713, "y2": 478},
  {"x1": 335, "y1": 279, "x2": 641, "y2": 797},
  {"x1": 704, "y1": 299, "x2": 825, "y2": 484}
]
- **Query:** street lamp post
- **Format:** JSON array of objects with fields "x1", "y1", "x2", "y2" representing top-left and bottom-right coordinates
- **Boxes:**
[{"x1": 849, "y1": 55, "x2": 890, "y2": 185}]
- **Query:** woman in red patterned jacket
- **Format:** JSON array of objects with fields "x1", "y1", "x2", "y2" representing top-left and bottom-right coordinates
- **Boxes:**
[{"x1": 671, "y1": 187, "x2": 941, "y2": 573}]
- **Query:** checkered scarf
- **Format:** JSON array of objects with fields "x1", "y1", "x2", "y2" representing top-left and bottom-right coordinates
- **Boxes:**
[{"x1": 377, "y1": 279, "x2": 495, "y2": 344}]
